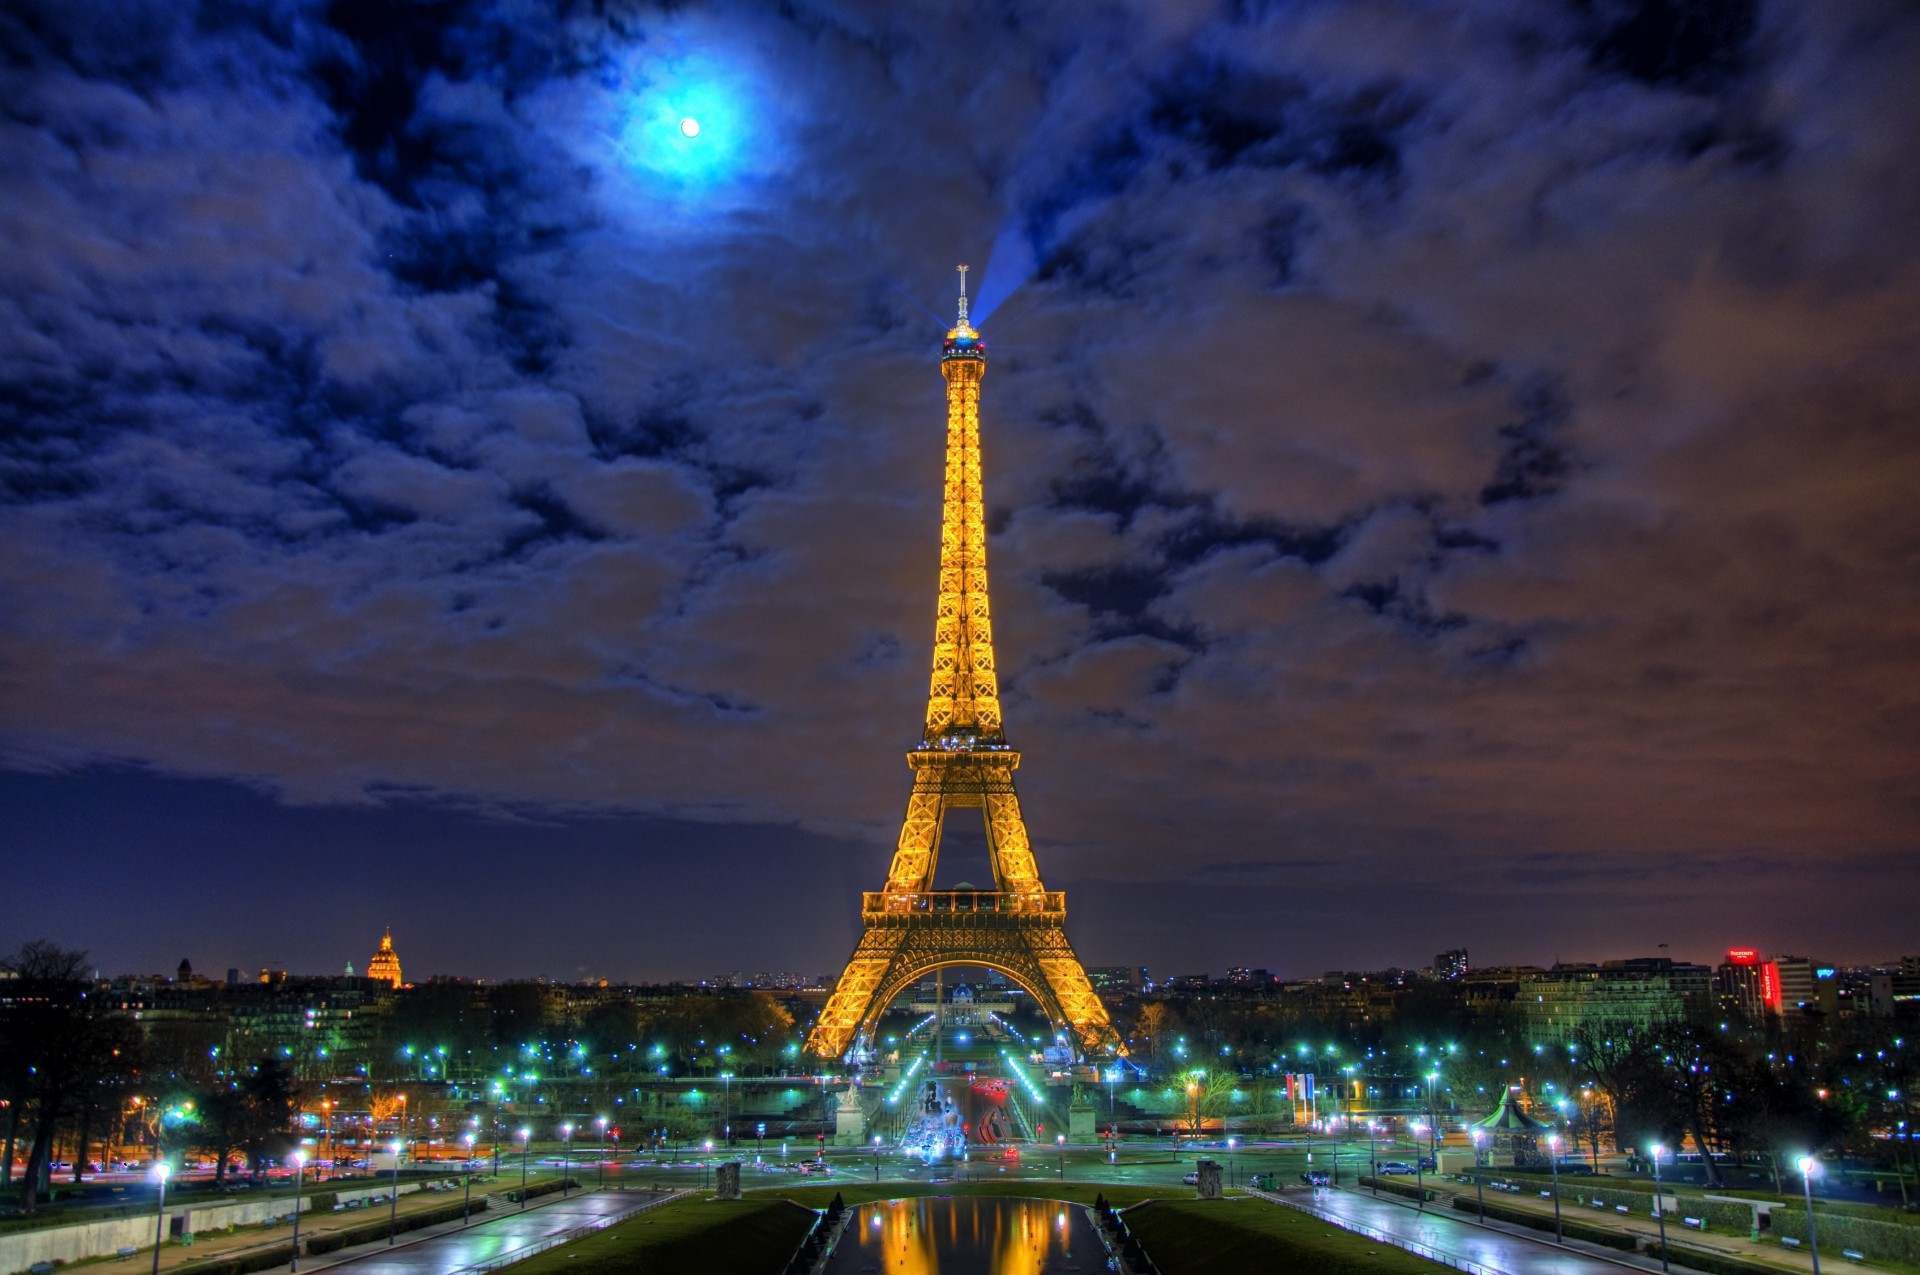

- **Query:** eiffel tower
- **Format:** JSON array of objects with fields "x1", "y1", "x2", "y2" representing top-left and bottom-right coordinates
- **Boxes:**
[{"x1": 807, "y1": 266, "x2": 1121, "y2": 1062}]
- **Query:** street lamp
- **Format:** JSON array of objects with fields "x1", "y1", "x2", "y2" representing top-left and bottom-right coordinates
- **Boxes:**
[
  {"x1": 1546, "y1": 1133, "x2": 1564, "y2": 1243},
  {"x1": 386, "y1": 1140, "x2": 402, "y2": 1245},
  {"x1": 595, "y1": 1117, "x2": 608, "y2": 1190},
  {"x1": 1057, "y1": 1134, "x2": 1066, "y2": 1180},
  {"x1": 1368, "y1": 1121, "x2": 1379, "y2": 1196},
  {"x1": 288, "y1": 1150, "x2": 307, "y2": 1271},
  {"x1": 149, "y1": 1162, "x2": 171, "y2": 1275},
  {"x1": 1227, "y1": 1136, "x2": 1237, "y2": 1187},
  {"x1": 1425, "y1": 1070, "x2": 1440, "y2": 1160},
  {"x1": 1470, "y1": 1130, "x2": 1486, "y2": 1220},
  {"x1": 1796, "y1": 1156, "x2": 1823, "y2": 1275},
  {"x1": 873, "y1": 1135, "x2": 882, "y2": 1181},
  {"x1": 461, "y1": 1134, "x2": 476, "y2": 1224},
  {"x1": 560, "y1": 1123, "x2": 573, "y2": 1197},
  {"x1": 1411, "y1": 1121, "x2": 1427, "y2": 1209},
  {"x1": 518, "y1": 1127, "x2": 531, "y2": 1211},
  {"x1": 703, "y1": 1140, "x2": 714, "y2": 1192},
  {"x1": 1649, "y1": 1144, "x2": 1670, "y2": 1274}
]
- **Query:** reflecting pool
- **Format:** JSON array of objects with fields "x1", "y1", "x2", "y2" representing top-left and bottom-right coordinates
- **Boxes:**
[{"x1": 822, "y1": 1196, "x2": 1104, "y2": 1275}]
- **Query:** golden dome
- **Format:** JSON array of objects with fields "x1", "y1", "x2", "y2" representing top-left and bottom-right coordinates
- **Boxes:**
[{"x1": 367, "y1": 928, "x2": 402, "y2": 988}]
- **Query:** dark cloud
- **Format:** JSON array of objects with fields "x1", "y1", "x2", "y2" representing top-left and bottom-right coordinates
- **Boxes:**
[{"x1": 2, "y1": 0, "x2": 1918, "y2": 979}]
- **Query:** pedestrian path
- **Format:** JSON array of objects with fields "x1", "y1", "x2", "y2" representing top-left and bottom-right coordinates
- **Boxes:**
[
  {"x1": 1258, "y1": 1181, "x2": 1835, "y2": 1275},
  {"x1": 304, "y1": 1188, "x2": 685, "y2": 1274},
  {"x1": 1254, "y1": 1186, "x2": 1644, "y2": 1275}
]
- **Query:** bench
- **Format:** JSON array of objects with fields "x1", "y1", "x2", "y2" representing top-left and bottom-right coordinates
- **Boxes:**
[
  {"x1": 117, "y1": 1247, "x2": 139, "y2": 1259},
  {"x1": 32, "y1": 1264, "x2": 57, "y2": 1274},
  {"x1": 1684, "y1": 1218, "x2": 1704, "y2": 1230},
  {"x1": 1780, "y1": 1236, "x2": 1802, "y2": 1249},
  {"x1": 1617, "y1": 1205, "x2": 1631, "y2": 1214},
  {"x1": 1843, "y1": 1250, "x2": 1865, "y2": 1264}
]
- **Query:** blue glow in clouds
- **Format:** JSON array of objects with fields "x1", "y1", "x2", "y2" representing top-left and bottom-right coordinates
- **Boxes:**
[{"x1": 612, "y1": 56, "x2": 756, "y2": 190}]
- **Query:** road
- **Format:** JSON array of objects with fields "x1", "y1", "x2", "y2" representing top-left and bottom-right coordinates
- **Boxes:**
[
  {"x1": 305, "y1": 1190, "x2": 668, "y2": 1274},
  {"x1": 1273, "y1": 1186, "x2": 1647, "y2": 1274}
]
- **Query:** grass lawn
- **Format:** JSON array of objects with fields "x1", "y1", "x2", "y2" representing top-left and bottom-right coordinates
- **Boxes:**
[
  {"x1": 1121, "y1": 1197, "x2": 1451, "y2": 1275},
  {"x1": 508, "y1": 1198, "x2": 816, "y2": 1275}
]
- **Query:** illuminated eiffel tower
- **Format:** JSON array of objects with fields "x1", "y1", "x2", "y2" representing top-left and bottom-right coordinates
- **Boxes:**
[{"x1": 807, "y1": 267, "x2": 1121, "y2": 1062}]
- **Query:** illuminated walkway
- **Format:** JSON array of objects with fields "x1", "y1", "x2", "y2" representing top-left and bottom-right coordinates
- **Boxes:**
[
  {"x1": 1266, "y1": 1186, "x2": 1659, "y2": 1275},
  {"x1": 296, "y1": 1189, "x2": 680, "y2": 1275}
]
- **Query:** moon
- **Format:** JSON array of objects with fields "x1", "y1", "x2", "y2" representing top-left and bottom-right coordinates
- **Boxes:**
[{"x1": 678, "y1": 117, "x2": 700, "y2": 138}]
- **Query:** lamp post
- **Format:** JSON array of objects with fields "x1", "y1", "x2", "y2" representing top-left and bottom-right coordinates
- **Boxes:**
[
  {"x1": 289, "y1": 1150, "x2": 307, "y2": 1271},
  {"x1": 756, "y1": 1122, "x2": 766, "y2": 1161},
  {"x1": 1412, "y1": 1122, "x2": 1426, "y2": 1210},
  {"x1": 386, "y1": 1140, "x2": 402, "y2": 1245},
  {"x1": 518, "y1": 1127, "x2": 530, "y2": 1211},
  {"x1": 873, "y1": 1135, "x2": 882, "y2": 1181},
  {"x1": 1546, "y1": 1133, "x2": 1564, "y2": 1243},
  {"x1": 461, "y1": 1134, "x2": 476, "y2": 1224},
  {"x1": 1057, "y1": 1134, "x2": 1066, "y2": 1180},
  {"x1": 149, "y1": 1162, "x2": 171, "y2": 1275},
  {"x1": 703, "y1": 1140, "x2": 714, "y2": 1192},
  {"x1": 1649, "y1": 1144, "x2": 1670, "y2": 1274},
  {"x1": 1368, "y1": 1121, "x2": 1379, "y2": 1195},
  {"x1": 1227, "y1": 1136, "x2": 1237, "y2": 1187},
  {"x1": 595, "y1": 1117, "x2": 607, "y2": 1190},
  {"x1": 1425, "y1": 1070, "x2": 1440, "y2": 1161},
  {"x1": 560, "y1": 1123, "x2": 572, "y2": 1197},
  {"x1": 1470, "y1": 1130, "x2": 1486, "y2": 1220},
  {"x1": 1797, "y1": 1156, "x2": 1823, "y2": 1275}
]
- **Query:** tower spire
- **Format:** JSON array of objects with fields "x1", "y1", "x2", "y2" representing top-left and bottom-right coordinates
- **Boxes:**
[{"x1": 956, "y1": 263, "x2": 970, "y2": 328}]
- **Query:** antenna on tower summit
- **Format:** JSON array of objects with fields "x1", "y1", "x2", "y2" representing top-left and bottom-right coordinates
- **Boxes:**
[{"x1": 956, "y1": 263, "x2": 970, "y2": 327}]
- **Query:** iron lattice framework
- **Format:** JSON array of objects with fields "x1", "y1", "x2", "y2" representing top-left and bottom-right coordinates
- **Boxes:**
[{"x1": 807, "y1": 267, "x2": 1121, "y2": 1061}]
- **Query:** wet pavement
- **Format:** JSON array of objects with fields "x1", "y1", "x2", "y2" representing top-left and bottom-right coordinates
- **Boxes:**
[
  {"x1": 303, "y1": 1190, "x2": 675, "y2": 1274},
  {"x1": 1274, "y1": 1186, "x2": 1650, "y2": 1274}
]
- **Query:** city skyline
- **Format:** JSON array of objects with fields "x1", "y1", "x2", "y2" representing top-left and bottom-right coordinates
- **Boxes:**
[{"x1": 4, "y1": 3, "x2": 1919, "y2": 982}]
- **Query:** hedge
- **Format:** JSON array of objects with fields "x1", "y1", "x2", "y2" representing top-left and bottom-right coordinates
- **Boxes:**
[
  {"x1": 303, "y1": 1197, "x2": 482, "y2": 1254},
  {"x1": 172, "y1": 1242, "x2": 307, "y2": 1275},
  {"x1": 506, "y1": 1178, "x2": 579, "y2": 1204},
  {"x1": 1771, "y1": 1208, "x2": 1920, "y2": 1266},
  {"x1": 1682, "y1": 1198, "x2": 1757, "y2": 1233},
  {"x1": 1643, "y1": 1243, "x2": 1778, "y2": 1275},
  {"x1": 1356, "y1": 1176, "x2": 1434, "y2": 1203},
  {"x1": 1563, "y1": 1184, "x2": 1653, "y2": 1213},
  {"x1": 1448, "y1": 1195, "x2": 1637, "y2": 1251}
]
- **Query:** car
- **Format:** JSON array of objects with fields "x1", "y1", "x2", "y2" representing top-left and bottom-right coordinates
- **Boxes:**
[
  {"x1": 1418, "y1": 1156, "x2": 1437, "y2": 1172},
  {"x1": 1377, "y1": 1161, "x2": 1415, "y2": 1175},
  {"x1": 1181, "y1": 1171, "x2": 1200, "y2": 1185},
  {"x1": 1300, "y1": 1170, "x2": 1330, "y2": 1186}
]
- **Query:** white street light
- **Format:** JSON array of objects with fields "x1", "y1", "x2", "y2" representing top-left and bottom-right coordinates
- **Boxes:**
[{"x1": 1797, "y1": 1156, "x2": 1823, "y2": 1275}]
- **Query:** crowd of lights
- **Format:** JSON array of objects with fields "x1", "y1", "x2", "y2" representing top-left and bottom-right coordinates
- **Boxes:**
[
  {"x1": 887, "y1": 1053, "x2": 927, "y2": 1106},
  {"x1": 999, "y1": 1049, "x2": 1047, "y2": 1105}
]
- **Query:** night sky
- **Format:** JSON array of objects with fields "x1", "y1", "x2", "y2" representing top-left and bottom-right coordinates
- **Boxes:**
[{"x1": 3, "y1": 1, "x2": 1917, "y2": 985}]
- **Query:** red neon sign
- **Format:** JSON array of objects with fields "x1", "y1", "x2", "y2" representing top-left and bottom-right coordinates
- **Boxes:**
[
  {"x1": 1761, "y1": 962, "x2": 1781, "y2": 1007},
  {"x1": 1726, "y1": 948, "x2": 1759, "y2": 965}
]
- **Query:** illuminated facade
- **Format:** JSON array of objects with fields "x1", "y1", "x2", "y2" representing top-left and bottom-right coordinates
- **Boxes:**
[
  {"x1": 367, "y1": 928, "x2": 402, "y2": 989},
  {"x1": 806, "y1": 267, "x2": 1119, "y2": 1061}
]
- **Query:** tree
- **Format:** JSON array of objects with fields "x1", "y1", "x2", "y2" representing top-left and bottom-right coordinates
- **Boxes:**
[
  {"x1": 1176, "y1": 1068, "x2": 1237, "y2": 1138},
  {"x1": 0, "y1": 941, "x2": 142, "y2": 1213},
  {"x1": 192, "y1": 1057, "x2": 300, "y2": 1184}
]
